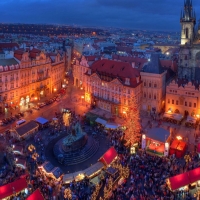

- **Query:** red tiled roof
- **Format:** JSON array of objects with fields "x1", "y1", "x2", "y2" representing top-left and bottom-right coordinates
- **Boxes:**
[
  {"x1": 91, "y1": 59, "x2": 140, "y2": 79},
  {"x1": 160, "y1": 60, "x2": 178, "y2": 72},
  {"x1": 0, "y1": 42, "x2": 19, "y2": 49},
  {"x1": 116, "y1": 46, "x2": 132, "y2": 54},
  {"x1": 85, "y1": 55, "x2": 99, "y2": 61}
]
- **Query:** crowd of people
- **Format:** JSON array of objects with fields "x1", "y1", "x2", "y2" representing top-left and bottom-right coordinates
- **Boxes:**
[{"x1": 1, "y1": 107, "x2": 200, "y2": 200}]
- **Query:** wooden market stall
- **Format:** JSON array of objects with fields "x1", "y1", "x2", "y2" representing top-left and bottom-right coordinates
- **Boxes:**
[
  {"x1": 167, "y1": 167, "x2": 200, "y2": 191},
  {"x1": 169, "y1": 140, "x2": 187, "y2": 158},
  {"x1": 185, "y1": 116, "x2": 198, "y2": 128},
  {"x1": 13, "y1": 121, "x2": 39, "y2": 140},
  {"x1": 63, "y1": 171, "x2": 85, "y2": 184},
  {"x1": 167, "y1": 172, "x2": 190, "y2": 191},
  {"x1": 145, "y1": 128, "x2": 171, "y2": 156},
  {"x1": 0, "y1": 177, "x2": 28, "y2": 200},
  {"x1": 163, "y1": 113, "x2": 183, "y2": 124},
  {"x1": 169, "y1": 140, "x2": 179, "y2": 156},
  {"x1": 176, "y1": 141, "x2": 187, "y2": 158},
  {"x1": 35, "y1": 117, "x2": 49, "y2": 128},
  {"x1": 16, "y1": 157, "x2": 26, "y2": 169},
  {"x1": 95, "y1": 118, "x2": 107, "y2": 126},
  {"x1": 99, "y1": 147, "x2": 118, "y2": 166},
  {"x1": 13, "y1": 145, "x2": 24, "y2": 155},
  {"x1": 26, "y1": 189, "x2": 44, "y2": 200},
  {"x1": 83, "y1": 162, "x2": 104, "y2": 179}
]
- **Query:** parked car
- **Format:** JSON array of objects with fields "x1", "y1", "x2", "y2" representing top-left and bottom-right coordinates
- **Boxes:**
[
  {"x1": 16, "y1": 119, "x2": 26, "y2": 126},
  {"x1": 0, "y1": 120, "x2": 3, "y2": 126},
  {"x1": 18, "y1": 112, "x2": 24, "y2": 117},
  {"x1": 56, "y1": 98, "x2": 61, "y2": 102},
  {"x1": 2, "y1": 119, "x2": 8, "y2": 124},
  {"x1": 32, "y1": 106, "x2": 40, "y2": 110}
]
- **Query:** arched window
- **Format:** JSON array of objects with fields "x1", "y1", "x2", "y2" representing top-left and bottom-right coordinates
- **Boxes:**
[{"x1": 186, "y1": 28, "x2": 189, "y2": 39}]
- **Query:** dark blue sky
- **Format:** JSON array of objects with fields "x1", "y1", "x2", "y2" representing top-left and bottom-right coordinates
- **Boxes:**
[{"x1": 0, "y1": 0, "x2": 199, "y2": 31}]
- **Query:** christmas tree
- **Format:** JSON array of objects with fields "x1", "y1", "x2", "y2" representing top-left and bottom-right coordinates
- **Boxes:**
[{"x1": 124, "y1": 96, "x2": 141, "y2": 146}]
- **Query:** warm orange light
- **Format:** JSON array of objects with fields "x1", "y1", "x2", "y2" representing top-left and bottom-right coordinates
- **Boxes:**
[
  {"x1": 81, "y1": 95, "x2": 84, "y2": 99},
  {"x1": 176, "y1": 136, "x2": 182, "y2": 140},
  {"x1": 34, "y1": 97, "x2": 38, "y2": 100},
  {"x1": 80, "y1": 87, "x2": 83, "y2": 90},
  {"x1": 54, "y1": 88, "x2": 57, "y2": 91}
]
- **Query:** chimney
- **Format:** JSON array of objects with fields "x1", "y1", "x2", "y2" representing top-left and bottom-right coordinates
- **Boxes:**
[{"x1": 132, "y1": 62, "x2": 135, "y2": 68}]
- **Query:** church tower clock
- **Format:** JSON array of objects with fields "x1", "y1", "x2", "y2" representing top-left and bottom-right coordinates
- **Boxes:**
[{"x1": 180, "y1": 0, "x2": 196, "y2": 45}]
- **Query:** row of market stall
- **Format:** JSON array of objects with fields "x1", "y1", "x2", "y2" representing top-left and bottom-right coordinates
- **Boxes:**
[
  {"x1": 0, "y1": 176, "x2": 44, "y2": 200},
  {"x1": 95, "y1": 117, "x2": 120, "y2": 129},
  {"x1": 167, "y1": 167, "x2": 200, "y2": 191},
  {"x1": 142, "y1": 127, "x2": 186, "y2": 158},
  {"x1": 0, "y1": 147, "x2": 118, "y2": 199},
  {"x1": 38, "y1": 146, "x2": 118, "y2": 185},
  {"x1": 163, "y1": 113, "x2": 198, "y2": 128}
]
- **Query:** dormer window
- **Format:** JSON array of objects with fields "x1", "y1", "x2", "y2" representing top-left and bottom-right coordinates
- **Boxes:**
[
  {"x1": 136, "y1": 77, "x2": 139, "y2": 83},
  {"x1": 125, "y1": 78, "x2": 130, "y2": 85}
]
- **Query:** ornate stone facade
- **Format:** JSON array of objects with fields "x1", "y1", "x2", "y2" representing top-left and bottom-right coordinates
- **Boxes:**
[{"x1": 0, "y1": 49, "x2": 65, "y2": 111}]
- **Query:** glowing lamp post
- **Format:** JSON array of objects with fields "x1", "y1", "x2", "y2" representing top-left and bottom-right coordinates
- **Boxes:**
[{"x1": 81, "y1": 95, "x2": 84, "y2": 105}]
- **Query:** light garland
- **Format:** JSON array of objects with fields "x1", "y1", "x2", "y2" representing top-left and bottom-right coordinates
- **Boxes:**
[
  {"x1": 103, "y1": 176, "x2": 113, "y2": 199},
  {"x1": 64, "y1": 188, "x2": 72, "y2": 199},
  {"x1": 123, "y1": 96, "x2": 141, "y2": 146},
  {"x1": 91, "y1": 184, "x2": 100, "y2": 200}
]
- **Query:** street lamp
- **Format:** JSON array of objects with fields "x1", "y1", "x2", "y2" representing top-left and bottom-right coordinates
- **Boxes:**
[
  {"x1": 54, "y1": 88, "x2": 57, "y2": 92},
  {"x1": 81, "y1": 95, "x2": 84, "y2": 105}
]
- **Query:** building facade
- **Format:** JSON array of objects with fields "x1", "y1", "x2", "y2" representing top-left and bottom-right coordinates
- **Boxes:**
[
  {"x1": 141, "y1": 54, "x2": 167, "y2": 113},
  {"x1": 166, "y1": 80, "x2": 199, "y2": 116},
  {"x1": 166, "y1": 0, "x2": 200, "y2": 117},
  {"x1": 84, "y1": 59, "x2": 142, "y2": 117},
  {"x1": 0, "y1": 49, "x2": 65, "y2": 112}
]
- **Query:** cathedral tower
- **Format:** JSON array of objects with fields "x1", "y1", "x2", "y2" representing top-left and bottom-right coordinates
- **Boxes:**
[{"x1": 180, "y1": 0, "x2": 196, "y2": 45}]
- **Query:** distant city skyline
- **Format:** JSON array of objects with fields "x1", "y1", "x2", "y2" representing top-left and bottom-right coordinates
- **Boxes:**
[{"x1": 0, "y1": 0, "x2": 199, "y2": 31}]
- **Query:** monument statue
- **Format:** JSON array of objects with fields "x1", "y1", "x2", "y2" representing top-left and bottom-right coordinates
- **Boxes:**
[{"x1": 61, "y1": 122, "x2": 88, "y2": 153}]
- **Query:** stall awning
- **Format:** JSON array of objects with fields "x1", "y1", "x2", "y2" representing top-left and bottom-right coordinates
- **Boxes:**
[
  {"x1": 176, "y1": 141, "x2": 187, "y2": 151},
  {"x1": 170, "y1": 140, "x2": 179, "y2": 150},
  {"x1": 99, "y1": 147, "x2": 117, "y2": 166},
  {"x1": 51, "y1": 167, "x2": 63, "y2": 179},
  {"x1": 26, "y1": 189, "x2": 44, "y2": 200},
  {"x1": 146, "y1": 128, "x2": 170, "y2": 143},
  {"x1": 95, "y1": 118, "x2": 107, "y2": 125},
  {"x1": 83, "y1": 162, "x2": 104, "y2": 177},
  {"x1": 105, "y1": 123, "x2": 119, "y2": 129},
  {"x1": 168, "y1": 172, "x2": 190, "y2": 191},
  {"x1": 35, "y1": 117, "x2": 49, "y2": 125},
  {"x1": 188, "y1": 167, "x2": 200, "y2": 184},
  {"x1": 40, "y1": 161, "x2": 54, "y2": 173},
  {"x1": 16, "y1": 158, "x2": 26, "y2": 169},
  {"x1": 0, "y1": 177, "x2": 27, "y2": 199},
  {"x1": 15, "y1": 121, "x2": 38, "y2": 137},
  {"x1": 186, "y1": 116, "x2": 196, "y2": 123}
]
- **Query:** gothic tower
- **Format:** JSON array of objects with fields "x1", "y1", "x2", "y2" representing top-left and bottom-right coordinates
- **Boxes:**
[{"x1": 180, "y1": 0, "x2": 196, "y2": 45}]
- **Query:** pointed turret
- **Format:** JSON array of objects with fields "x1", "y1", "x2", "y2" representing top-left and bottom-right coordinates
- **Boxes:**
[
  {"x1": 181, "y1": 0, "x2": 196, "y2": 23},
  {"x1": 180, "y1": 0, "x2": 196, "y2": 45}
]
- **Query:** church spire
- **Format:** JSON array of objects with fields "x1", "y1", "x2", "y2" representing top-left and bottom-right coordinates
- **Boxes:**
[{"x1": 181, "y1": 0, "x2": 196, "y2": 23}]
